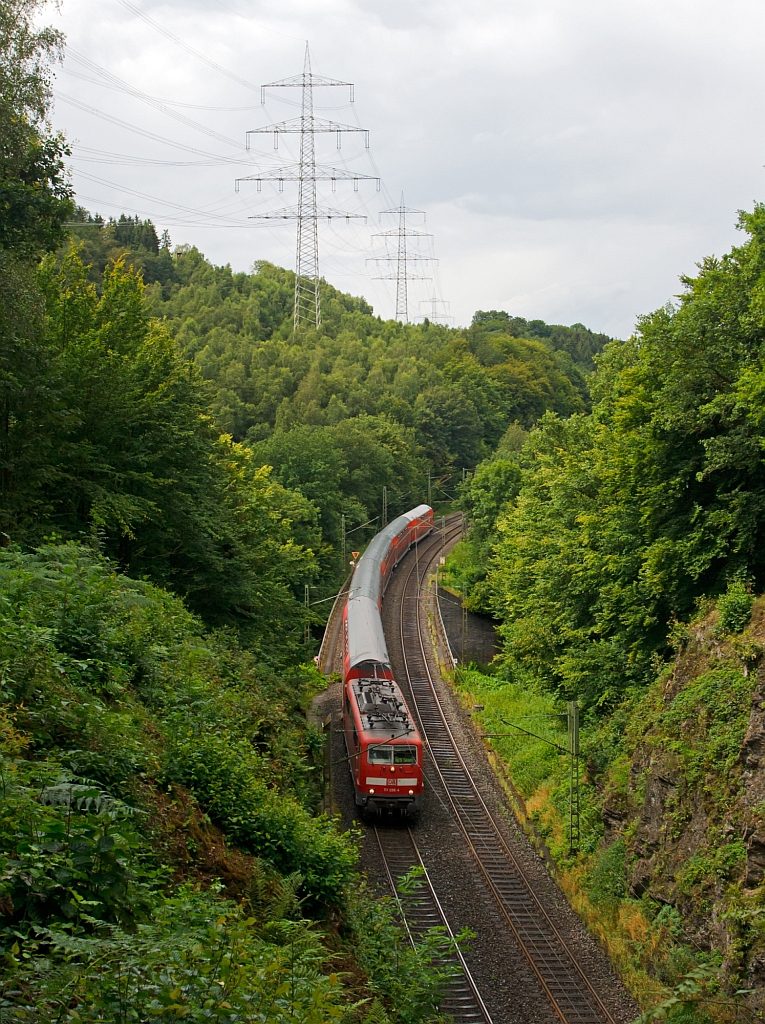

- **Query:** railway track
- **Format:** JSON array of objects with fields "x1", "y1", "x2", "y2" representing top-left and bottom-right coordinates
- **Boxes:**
[
  {"x1": 369, "y1": 515, "x2": 495, "y2": 1024},
  {"x1": 373, "y1": 824, "x2": 492, "y2": 1024},
  {"x1": 387, "y1": 519, "x2": 615, "y2": 1024}
]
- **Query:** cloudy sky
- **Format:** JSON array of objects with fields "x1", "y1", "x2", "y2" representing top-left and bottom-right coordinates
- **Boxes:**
[{"x1": 48, "y1": 0, "x2": 765, "y2": 335}]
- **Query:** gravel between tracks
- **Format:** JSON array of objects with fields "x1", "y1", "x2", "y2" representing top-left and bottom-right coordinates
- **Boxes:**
[{"x1": 313, "y1": 532, "x2": 639, "y2": 1024}]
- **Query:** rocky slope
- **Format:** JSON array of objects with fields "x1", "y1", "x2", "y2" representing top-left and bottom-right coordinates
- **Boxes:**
[{"x1": 458, "y1": 595, "x2": 765, "y2": 1018}]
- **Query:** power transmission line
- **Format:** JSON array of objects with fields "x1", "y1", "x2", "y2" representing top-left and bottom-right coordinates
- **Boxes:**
[
  {"x1": 65, "y1": 49, "x2": 244, "y2": 149},
  {"x1": 62, "y1": 69, "x2": 262, "y2": 111},
  {"x1": 73, "y1": 169, "x2": 247, "y2": 224},
  {"x1": 238, "y1": 44, "x2": 373, "y2": 331},
  {"x1": 56, "y1": 92, "x2": 261, "y2": 163},
  {"x1": 116, "y1": 0, "x2": 262, "y2": 94},
  {"x1": 367, "y1": 194, "x2": 434, "y2": 323},
  {"x1": 72, "y1": 144, "x2": 229, "y2": 167}
]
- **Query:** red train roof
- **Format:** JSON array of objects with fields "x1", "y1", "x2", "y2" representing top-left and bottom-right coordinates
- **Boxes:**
[{"x1": 349, "y1": 677, "x2": 420, "y2": 743}]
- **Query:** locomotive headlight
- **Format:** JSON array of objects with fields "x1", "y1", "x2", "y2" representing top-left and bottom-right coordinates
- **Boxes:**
[
  {"x1": 408, "y1": 789, "x2": 414, "y2": 795},
  {"x1": 369, "y1": 788, "x2": 375, "y2": 794},
  {"x1": 390, "y1": 766, "x2": 395, "y2": 773}
]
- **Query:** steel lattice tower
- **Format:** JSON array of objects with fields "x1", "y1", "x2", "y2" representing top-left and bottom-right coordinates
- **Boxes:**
[
  {"x1": 294, "y1": 48, "x2": 320, "y2": 328},
  {"x1": 368, "y1": 195, "x2": 434, "y2": 323},
  {"x1": 238, "y1": 45, "x2": 376, "y2": 331},
  {"x1": 418, "y1": 294, "x2": 453, "y2": 324},
  {"x1": 394, "y1": 198, "x2": 408, "y2": 320}
]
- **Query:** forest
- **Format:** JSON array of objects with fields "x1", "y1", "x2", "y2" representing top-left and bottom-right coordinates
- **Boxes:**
[
  {"x1": 0, "y1": 2, "x2": 613, "y2": 1020},
  {"x1": 447, "y1": 203, "x2": 765, "y2": 1015},
  {"x1": 455, "y1": 204, "x2": 765, "y2": 707},
  {"x1": 10, "y1": 0, "x2": 765, "y2": 1018},
  {"x1": 64, "y1": 207, "x2": 607, "y2": 574}
]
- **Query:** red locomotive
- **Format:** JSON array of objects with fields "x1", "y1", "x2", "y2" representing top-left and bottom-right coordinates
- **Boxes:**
[{"x1": 342, "y1": 504, "x2": 433, "y2": 817}]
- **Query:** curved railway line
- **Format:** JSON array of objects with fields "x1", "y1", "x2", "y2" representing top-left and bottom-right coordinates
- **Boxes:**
[
  {"x1": 397, "y1": 519, "x2": 615, "y2": 1024},
  {"x1": 321, "y1": 512, "x2": 629, "y2": 1024},
  {"x1": 373, "y1": 823, "x2": 493, "y2": 1024}
]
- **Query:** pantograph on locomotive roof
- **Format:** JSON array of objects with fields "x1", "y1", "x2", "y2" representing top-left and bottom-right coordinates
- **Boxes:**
[{"x1": 353, "y1": 679, "x2": 414, "y2": 734}]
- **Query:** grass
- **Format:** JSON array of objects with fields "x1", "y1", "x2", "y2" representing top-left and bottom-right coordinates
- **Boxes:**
[{"x1": 447, "y1": 662, "x2": 722, "y2": 1018}]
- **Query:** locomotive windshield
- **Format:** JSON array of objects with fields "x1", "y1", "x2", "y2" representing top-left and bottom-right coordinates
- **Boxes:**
[{"x1": 368, "y1": 745, "x2": 418, "y2": 764}]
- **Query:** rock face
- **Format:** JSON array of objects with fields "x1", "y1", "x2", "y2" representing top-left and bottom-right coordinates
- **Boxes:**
[
  {"x1": 628, "y1": 756, "x2": 681, "y2": 900},
  {"x1": 596, "y1": 607, "x2": 765, "y2": 1003},
  {"x1": 740, "y1": 677, "x2": 765, "y2": 889}
]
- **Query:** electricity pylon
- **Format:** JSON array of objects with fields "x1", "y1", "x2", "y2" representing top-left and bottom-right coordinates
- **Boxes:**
[
  {"x1": 238, "y1": 45, "x2": 375, "y2": 331},
  {"x1": 367, "y1": 194, "x2": 434, "y2": 322},
  {"x1": 418, "y1": 295, "x2": 453, "y2": 325}
]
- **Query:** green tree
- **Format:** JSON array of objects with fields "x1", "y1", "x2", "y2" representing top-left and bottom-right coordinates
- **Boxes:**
[
  {"x1": 1, "y1": 0, "x2": 73, "y2": 541},
  {"x1": 3, "y1": 247, "x2": 318, "y2": 646},
  {"x1": 0, "y1": 0, "x2": 73, "y2": 256},
  {"x1": 482, "y1": 205, "x2": 765, "y2": 709}
]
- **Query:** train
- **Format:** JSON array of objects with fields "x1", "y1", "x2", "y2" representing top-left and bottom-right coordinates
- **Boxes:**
[{"x1": 342, "y1": 504, "x2": 434, "y2": 817}]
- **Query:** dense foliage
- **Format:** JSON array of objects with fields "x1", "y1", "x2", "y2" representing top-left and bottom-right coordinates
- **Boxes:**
[
  {"x1": 0, "y1": 4, "x2": 468, "y2": 1020},
  {"x1": 0, "y1": 0, "x2": 73, "y2": 256},
  {"x1": 452, "y1": 621, "x2": 756, "y2": 1016},
  {"x1": 458, "y1": 205, "x2": 765, "y2": 709},
  {"x1": 63, "y1": 212, "x2": 610, "y2": 566},
  {"x1": 4, "y1": 243, "x2": 320, "y2": 647},
  {"x1": 0, "y1": 543, "x2": 465, "y2": 1021}
]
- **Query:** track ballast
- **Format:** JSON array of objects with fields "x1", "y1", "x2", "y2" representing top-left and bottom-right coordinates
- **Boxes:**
[{"x1": 387, "y1": 518, "x2": 615, "y2": 1024}]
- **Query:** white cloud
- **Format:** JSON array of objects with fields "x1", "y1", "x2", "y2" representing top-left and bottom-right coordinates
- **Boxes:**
[{"x1": 48, "y1": 0, "x2": 765, "y2": 335}]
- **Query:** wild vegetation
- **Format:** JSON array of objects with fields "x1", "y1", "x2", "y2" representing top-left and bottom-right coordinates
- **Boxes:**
[
  {"x1": 0, "y1": 542, "x2": 466, "y2": 1021},
  {"x1": 447, "y1": 206, "x2": 765, "y2": 1018},
  {"x1": 64, "y1": 208, "x2": 610, "y2": 572},
  {"x1": 0, "y1": 2, "x2": 479, "y2": 1019},
  {"x1": 16, "y1": 0, "x2": 765, "y2": 1017}
]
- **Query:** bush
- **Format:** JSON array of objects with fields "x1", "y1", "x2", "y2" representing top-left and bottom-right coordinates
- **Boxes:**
[
  {"x1": 344, "y1": 869, "x2": 464, "y2": 1024},
  {"x1": 716, "y1": 577, "x2": 754, "y2": 634},
  {"x1": 586, "y1": 839, "x2": 626, "y2": 909},
  {"x1": 165, "y1": 733, "x2": 357, "y2": 905},
  {"x1": 2, "y1": 886, "x2": 346, "y2": 1023}
]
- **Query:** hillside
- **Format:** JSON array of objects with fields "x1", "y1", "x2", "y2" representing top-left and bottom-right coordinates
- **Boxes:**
[
  {"x1": 453, "y1": 593, "x2": 765, "y2": 1018},
  {"x1": 0, "y1": 5, "x2": 619, "y2": 1016},
  {"x1": 448, "y1": 204, "x2": 765, "y2": 1020},
  {"x1": 63, "y1": 210, "x2": 612, "y2": 577},
  {"x1": 0, "y1": 7, "x2": 460, "y2": 1015},
  {"x1": 15, "y1": 0, "x2": 765, "y2": 1017},
  {"x1": 0, "y1": 544, "x2": 461, "y2": 1020}
]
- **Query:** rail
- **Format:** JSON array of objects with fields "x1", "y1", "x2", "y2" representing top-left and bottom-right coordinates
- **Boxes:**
[
  {"x1": 373, "y1": 825, "x2": 493, "y2": 1024},
  {"x1": 398, "y1": 527, "x2": 616, "y2": 1024}
]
